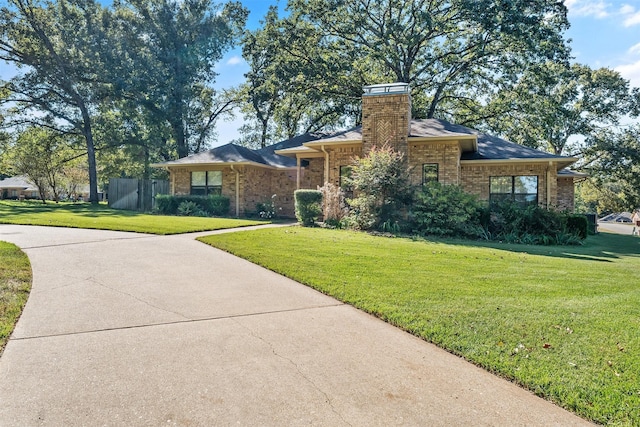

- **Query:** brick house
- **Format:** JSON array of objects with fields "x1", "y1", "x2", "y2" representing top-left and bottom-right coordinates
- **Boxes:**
[
  {"x1": 0, "y1": 176, "x2": 40, "y2": 200},
  {"x1": 153, "y1": 83, "x2": 580, "y2": 217}
]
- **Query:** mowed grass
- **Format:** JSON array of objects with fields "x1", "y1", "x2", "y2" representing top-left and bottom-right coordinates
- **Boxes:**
[
  {"x1": 0, "y1": 242, "x2": 31, "y2": 355},
  {"x1": 0, "y1": 201, "x2": 267, "y2": 234},
  {"x1": 200, "y1": 227, "x2": 640, "y2": 425}
]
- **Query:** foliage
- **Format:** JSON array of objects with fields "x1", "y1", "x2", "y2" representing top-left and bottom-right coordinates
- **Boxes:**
[
  {"x1": 344, "y1": 145, "x2": 413, "y2": 231},
  {"x1": 0, "y1": 0, "x2": 110, "y2": 203},
  {"x1": 581, "y1": 125, "x2": 640, "y2": 212},
  {"x1": 155, "y1": 194, "x2": 230, "y2": 216},
  {"x1": 110, "y1": 0, "x2": 247, "y2": 158},
  {"x1": 177, "y1": 200, "x2": 206, "y2": 217},
  {"x1": 485, "y1": 62, "x2": 637, "y2": 155},
  {"x1": 487, "y1": 200, "x2": 582, "y2": 245},
  {"x1": 412, "y1": 182, "x2": 484, "y2": 238},
  {"x1": 239, "y1": 0, "x2": 570, "y2": 140},
  {"x1": 0, "y1": 200, "x2": 262, "y2": 234},
  {"x1": 237, "y1": 5, "x2": 350, "y2": 147},
  {"x1": 566, "y1": 214, "x2": 588, "y2": 240},
  {"x1": 2, "y1": 127, "x2": 89, "y2": 202},
  {"x1": 256, "y1": 194, "x2": 279, "y2": 219},
  {"x1": 200, "y1": 227, "x2": 640, "y2": 425},
  {"x1": 294, "y1": 189, "x2": 322, "y2": 226},
  {"x1": 0, "y1": 241, "x2": 31, "y2": 355},
  {"x1": 318, "y1": 182, "x2": 347, "y2": 227}
]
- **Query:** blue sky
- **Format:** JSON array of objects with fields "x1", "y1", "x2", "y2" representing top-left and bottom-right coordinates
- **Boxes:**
[{"x1": 2, "y1": 0, "x2": 639, "y2": 145}]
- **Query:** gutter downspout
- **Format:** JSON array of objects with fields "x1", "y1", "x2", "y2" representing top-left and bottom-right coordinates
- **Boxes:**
[
  {"x1": 230, "y1": 165, "x2": 240, "y2": 217},
  {"x1": 296, "y1": 156, "x2": 301, "y2": 190},
  {"x1": 321, "y1": 145, "x2": 329, "y2": 185}
]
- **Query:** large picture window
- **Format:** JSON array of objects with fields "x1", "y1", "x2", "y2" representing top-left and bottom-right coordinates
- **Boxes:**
[
  {"x1": 490, "y1": 176, "x2": 538, "y2": 205},
  {"x1": 422, "y1": 163, "x2": 439, "y2": 185},
  {"x1": 191, "y1": 171, "x2": 222, "y2": 196}
]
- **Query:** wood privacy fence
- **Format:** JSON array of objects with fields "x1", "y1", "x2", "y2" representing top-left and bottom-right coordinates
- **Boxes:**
[{"x1": 108, "y1": 178, "x2": 169, "y2": 211}]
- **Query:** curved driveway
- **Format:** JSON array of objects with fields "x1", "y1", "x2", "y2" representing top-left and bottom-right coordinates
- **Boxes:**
[{"x1": 0, "y1": 224, "x2": 591, "y2": 426}]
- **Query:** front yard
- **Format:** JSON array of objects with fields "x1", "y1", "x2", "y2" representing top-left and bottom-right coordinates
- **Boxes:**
[
  {"x1": 199, "y1": 227, "x2": 640, "y2": 426},
  {"x1": 0, "y1": 200, "x2": 267, "y2": 234}
]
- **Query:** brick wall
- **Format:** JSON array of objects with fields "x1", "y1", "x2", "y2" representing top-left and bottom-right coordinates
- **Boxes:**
[
  {"x1": 170, "y1": 165, "x2": 298, "y2": 218},
  {"x1": 299, "y1": 158, "x2": 325, "y2": 189},
  {"x1": 362, "y1": 93, "x2": 411, "y2": 156},
  {"x1": 557, "y1": 177, "x2": 575, "y2": 211},
  {"x1": 326, "y1": 146, "x2": 363, "y2": 186},
  {"x1": 408, "y1": 141, "x2": 461, "y2": 186}
]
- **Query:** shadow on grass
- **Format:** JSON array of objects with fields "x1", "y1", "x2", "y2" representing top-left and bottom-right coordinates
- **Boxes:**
[
  {"x1": 0, "y1": 200, "x2": 153, "y2": 218},
  {"x1": 423, "y1": 232, "x2": 640, "y2": 262}
]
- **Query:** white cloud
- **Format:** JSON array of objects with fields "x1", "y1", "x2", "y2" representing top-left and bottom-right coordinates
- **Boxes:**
[
  {"x1": 620, "y1": 4, "x2": 640, "y2": 26},
  {"x1": 565, "y1": 0, "x2": 611, "y2": 18},
  {"x1": 629, "y1": 42, "x2": 640, "y2": 55},
  {"x1": 226, "y1": 56, "x2": 243, "y2": 66},
  {"x1": 616, "y1": 60, "x2": 640, "y2": 88}
]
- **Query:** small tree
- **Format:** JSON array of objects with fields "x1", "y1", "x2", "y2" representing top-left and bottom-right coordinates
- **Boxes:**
[
  {"x1": 294, "y1": 189, "x2": 322, "y2": 226},
  {"x1": 8, "y1": 127, "x2": 67, "y2": 203},
  {"x1": 345, "y1": 144, "x2": 413, "y2": 231}
]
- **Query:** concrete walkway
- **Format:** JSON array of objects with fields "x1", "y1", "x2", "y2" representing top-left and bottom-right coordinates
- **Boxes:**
[{"x1": 0, "y1": 224, "x2": 592, "y2": 426}]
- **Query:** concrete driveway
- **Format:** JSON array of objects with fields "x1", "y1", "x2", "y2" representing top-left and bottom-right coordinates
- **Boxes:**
[{"x1": 0, "y1": 224, "x2": 591, "y2": 426}]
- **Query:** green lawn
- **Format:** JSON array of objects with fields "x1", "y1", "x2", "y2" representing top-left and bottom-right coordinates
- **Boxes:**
[
  {"x1": 0, "y1": 200, "x2": 267, "y2": 234},
  {"x1": 0, "y1": 242, "x2": 31, "y2": 355},
  {"x1": 199, "y1": 227, "x2": 640, "y2": 426}
]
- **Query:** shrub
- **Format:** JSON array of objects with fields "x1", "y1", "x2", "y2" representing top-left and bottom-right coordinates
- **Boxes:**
[
  {"x1": 567, "y1": 214, "x2": 589, "y2": 239},
  {"x1": 319, "y1": 182, "x2": 347, "y2": 226},
  {"x1": 177, "y1": 200, "x2": 205, "y2": 217},
  {"x1": 256, "y1": 194, "x2": 279, "y2": 219},
  {"x1": 486, "y1": 200, "x2": 585, "y2": 245},
  {"x1": 154, "y1": 194, "x2": 230, "y2": 216},
  {"x1": 344, "y1": 144, "x2": 413, "y2": 231},
  {"x1": 412, "y1": 182, "x2": 484, "y2": 237},
  {"x1": 295, "y1": 190, "x2": 323, "y2": 226}
]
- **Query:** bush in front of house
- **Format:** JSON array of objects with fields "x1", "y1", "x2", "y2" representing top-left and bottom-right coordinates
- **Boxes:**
[
  {"x1": 344, "y1": 144, "x2": 413, "y2": 231},
  {"x1": 155, "y1": 194, "x2": 230, "y2": 216},
  {"x1": 177, "y1": 200, "x2": 206, "y2": 217},
  {"x1": 294, "y1": 189, "x2": 323, "y2": 226},
  {"x1": 487, "y1": 200, "x2": 584, "y2": 245},
  {"x1": 412, "y1": 182, "x2": 484, "y2": 238},
  {"x1": 566, "y1": 214, "x2": 589, "y2": 239}
]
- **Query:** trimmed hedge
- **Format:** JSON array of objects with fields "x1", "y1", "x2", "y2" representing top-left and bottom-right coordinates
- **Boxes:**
[
  {"x1": 155, "y1": 194, "x2": 230, "y2": 216},
  {"x1": 567, "y1": 214, "x2": 589, "y2": 239},
  {"x1": 295, "y1": 189, "x2": 323, "y2": 226}
]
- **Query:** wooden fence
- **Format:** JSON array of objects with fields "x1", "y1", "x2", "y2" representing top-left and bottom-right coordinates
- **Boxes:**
[{"x1": 108, "y1": 178, "x2": 169, "y2": 211}]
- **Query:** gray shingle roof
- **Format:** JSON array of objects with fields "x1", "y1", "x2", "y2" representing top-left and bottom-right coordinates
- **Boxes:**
[
  {"x1": 0, "y1": 176, "x2": 37, "y2": 190},
  {"x1": 154, "y1": 118, "x2": 573, "y2": 169}
]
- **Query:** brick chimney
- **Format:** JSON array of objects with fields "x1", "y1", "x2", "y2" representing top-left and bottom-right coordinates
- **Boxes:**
[{"x1": 361, "y1": 83, "x2": 411, "y2": 156}]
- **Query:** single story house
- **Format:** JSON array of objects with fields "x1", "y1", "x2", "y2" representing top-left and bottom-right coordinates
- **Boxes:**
[
  {"x1": 0, "y1": 176, "x2": 40, "y2": 200},
  {"x1": 153, "y1": 83, "x2": 581, "y2": 217}
]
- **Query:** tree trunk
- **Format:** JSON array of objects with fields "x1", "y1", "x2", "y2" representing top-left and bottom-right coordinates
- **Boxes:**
[{"x1": 79, "y1": 103, "x2": 99, "y2": 204}]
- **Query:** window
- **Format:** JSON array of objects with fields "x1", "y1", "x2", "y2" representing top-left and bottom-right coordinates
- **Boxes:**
[
  {"x1": 490, "y1": 176, "x2": 538, "y2": 205},
  {"x1": 191, "y1": 171, "x2": 222, "y2": 196},
  {"x1": 422, "y1": 163, "x2": 439, "y2": 185}
]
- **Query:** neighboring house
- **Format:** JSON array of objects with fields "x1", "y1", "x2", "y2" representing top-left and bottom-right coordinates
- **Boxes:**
[
  {"x1": 0, "y1": 176, "x2": 40, "y2": 200},
  {"x1": 153, "y1": 83, "x2": 581, "y2": 217}
]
